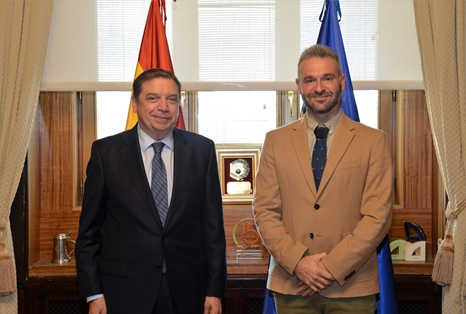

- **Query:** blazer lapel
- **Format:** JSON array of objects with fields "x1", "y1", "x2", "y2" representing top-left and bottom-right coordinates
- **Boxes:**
[
  {"x1": 120, "y1": 126, "x2": 162, "y2": 225},
  {"x1": 164, "y1": 128, "x2": 191, "y2": 227},
  {"x1": 319, "y1": 114, "x2": 356, "y2": 191},
  {"x1": 290, "y1": 118, "x2": 317, "y2": 196}
]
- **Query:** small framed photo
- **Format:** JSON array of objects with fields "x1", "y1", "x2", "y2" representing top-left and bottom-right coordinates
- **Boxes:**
[{"x1": 216, "y1": 144, "x2": 261, "y2": 204}]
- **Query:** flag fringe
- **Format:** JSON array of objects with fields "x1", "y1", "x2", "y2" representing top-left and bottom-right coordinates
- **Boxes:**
[{"x1": 431, "y1": 234, "x2": 454, "y2": 286}]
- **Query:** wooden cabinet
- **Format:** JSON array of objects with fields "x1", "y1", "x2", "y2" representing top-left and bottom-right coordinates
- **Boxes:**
[
  {"x1": 15, "y1": 273, "x2": 443, "y2": 314},
  {"x1": 15, "y1": 272, "x2": 441, "y2": 314}
]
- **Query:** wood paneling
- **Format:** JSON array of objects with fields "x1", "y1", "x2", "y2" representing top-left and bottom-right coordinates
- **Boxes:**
[
  {"x1": 37, "y1": 92, "x2": 79, "y2": 212},
  {"x1": 28, "y1": 92, "x2": 81, "y2": 275},
  {"x1": 380, "y1": 90, "x2": 438, "y2": 259},
  {"x1": 28, "y1": 103, "x2": 42, "y2": 265},
  {"x1": 402, "y1": 90, "x2": 433, "y2": 210},
  {"x1": 36, "y1": 210, "x2": 80, "y2": 262}
]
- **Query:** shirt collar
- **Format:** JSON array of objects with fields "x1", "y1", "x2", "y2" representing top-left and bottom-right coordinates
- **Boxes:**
[
  {"x1": 305, "y1": 109, "x2": 342, "y2": 136},
  {"x1": 137, "y1": 124, "x2": 174, "y2": 152}
]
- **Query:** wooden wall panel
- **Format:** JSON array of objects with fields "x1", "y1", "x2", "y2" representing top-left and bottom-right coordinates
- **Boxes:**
[
  {"x1": 381, "y1": 90, "x2": 438, "y2": 260},
  {"x1": 38, "y1": 92, "x2": 78, "y2": 212},
  {"x1": 28, "y1": 92, "x2": 80, "y2": 274},
  {"x1": 38, "y1": 210, "x2": 81, "y2": 261},
  {"x1": 402, "y1": 91, "x2": 433, "y2": 210},
  {"x1": 28, "y1": 103, "x2": 42, "y2": 265}
]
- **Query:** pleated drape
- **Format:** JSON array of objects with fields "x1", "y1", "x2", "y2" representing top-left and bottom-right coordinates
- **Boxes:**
[
  {"x1": 0, "y1": 1, "x2": 54, "y2": 312},
  {"x1": 413, "y1": 1, "x2": 466, "y2": 312}
]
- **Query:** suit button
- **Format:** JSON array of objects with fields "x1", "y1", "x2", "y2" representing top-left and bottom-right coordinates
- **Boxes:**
[
  {"x1": 156, "y1": 265, "x2": 162, "y2": 271},
  {"x1": 309, "y1": 233, "x2": 314, "y2": 239},
  {"x1": 314, "y1": 204, "x2": 320, "y2": 210},
  {"x1": 162, "y1": 236, "x2": 166, "y2": 241}
]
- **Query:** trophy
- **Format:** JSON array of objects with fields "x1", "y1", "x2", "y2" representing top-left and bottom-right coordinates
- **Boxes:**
[{"x1": 233, "y1": 218, "x2": 267, "y2": 260}]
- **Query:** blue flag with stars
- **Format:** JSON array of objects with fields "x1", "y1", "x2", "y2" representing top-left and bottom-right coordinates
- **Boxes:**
[
  {"x1": 315, "y1": 1, "x2": 398, "y2": 313},
  {"x1": 295, "y1": 1, "x2": 398, "y2": 314}
]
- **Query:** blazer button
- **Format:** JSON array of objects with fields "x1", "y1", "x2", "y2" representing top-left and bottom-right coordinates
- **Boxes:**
[
  {"x1": 156, "y1": 265, "x2": 162, "y2": 271},
  {"x1": 314, "y1": 204, "x2": 320, "y2": 210},
  {"x1": 309, "y1": 233, "x2": 314, "y2": 239}
]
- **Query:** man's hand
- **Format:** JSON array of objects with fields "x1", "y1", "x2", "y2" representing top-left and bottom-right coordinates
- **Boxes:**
[
  {"x1": 89, "y1": 297, "x2": 107, "y2": 314},
  {"x1": 296, "y1": 281, "x2": 316, "y2": 297},
  {"x1": 204, "y1": 296, "x2": 222, "y2": 314},
  {"x1": 295, "y1": 252, "x2": 335, "y2": 295}
]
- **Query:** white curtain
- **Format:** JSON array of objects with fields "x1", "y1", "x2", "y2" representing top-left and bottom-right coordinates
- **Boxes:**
[
  {"x1": 413, "y1": 1, "x2": 466, "y2": 312},
  {"x1": 0, "y1": 0, "x2": 54, "y2": 313}
]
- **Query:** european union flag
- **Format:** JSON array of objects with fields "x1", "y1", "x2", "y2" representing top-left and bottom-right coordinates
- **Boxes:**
[
  {"x1": 262, "y1": 254, "x2": 277, "y2": 314},
  {"x1": 316, "y1": 1, "x2": 398, "y2": 313},
  {"x1": 315, "y1": 0, "x2": 359, "y2": 121}
]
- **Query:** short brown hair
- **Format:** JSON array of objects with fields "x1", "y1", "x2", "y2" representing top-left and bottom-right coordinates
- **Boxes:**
[
  {"x1": 297, "y1": 44, "x2": 342, "y2": 77},
  {"x1": 132, "y1": 68, "x2": 182, "y2": 100}
]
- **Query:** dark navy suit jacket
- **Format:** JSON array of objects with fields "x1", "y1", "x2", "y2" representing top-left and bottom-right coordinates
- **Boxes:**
[{"x1": 76, "y1": 126, "x2": 227, "y2": 314}]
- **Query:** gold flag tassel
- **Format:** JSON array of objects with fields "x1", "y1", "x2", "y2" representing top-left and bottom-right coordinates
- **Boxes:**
[{"x1": 0, "y1": 218, "x2": 16, "y2": 296}]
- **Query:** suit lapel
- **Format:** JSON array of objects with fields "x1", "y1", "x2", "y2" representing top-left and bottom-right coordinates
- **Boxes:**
[
  {"x1": 290, "y1": 118, "x2": 318, "y2": 196},
  {"x1": 120, "y1": 126, "x2": 162, "y2": 225},
  {"x1": 319, "y1": 114, "x2": 356, "y2": 192},
  {"x1": 164, "y1": 128, "x2": 190, "y2": 227}
]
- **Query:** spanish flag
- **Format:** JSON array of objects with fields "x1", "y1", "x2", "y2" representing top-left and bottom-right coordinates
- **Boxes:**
[{"x1": 126, "y1": 0, "x2": 186, "y2": 130}]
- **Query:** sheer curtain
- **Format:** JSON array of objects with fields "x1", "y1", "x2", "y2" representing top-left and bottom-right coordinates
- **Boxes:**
[
  {"x1": 413, "y1": 1, "x2": 466, "y2": 312},
  {"x1": 0, "y1": 0, "x2": 53, "y2": 313}
]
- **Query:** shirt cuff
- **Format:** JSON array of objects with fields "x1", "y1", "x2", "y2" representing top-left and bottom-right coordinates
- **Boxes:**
[{"x1": 86, "y1": 294, "x2": 104, "y2": 303}]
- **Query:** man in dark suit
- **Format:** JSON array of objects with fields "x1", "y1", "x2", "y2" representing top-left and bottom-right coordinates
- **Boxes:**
[{"x1": 76, "y1": 68, "x2": 227, "y2": 314}]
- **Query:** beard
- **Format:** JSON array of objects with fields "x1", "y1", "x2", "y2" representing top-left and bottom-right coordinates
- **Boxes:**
[{"x1": 302, "y1": 87, "x2": 343, "y2": 115}]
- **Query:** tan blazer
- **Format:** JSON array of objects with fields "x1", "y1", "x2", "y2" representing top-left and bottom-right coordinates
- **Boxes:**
[{"x1": 253, "y1": 113, "x2": 393, "y2": 298}]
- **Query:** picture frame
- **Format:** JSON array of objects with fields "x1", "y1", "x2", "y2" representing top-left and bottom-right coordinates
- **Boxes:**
[{"x1": 216, "y1": 144, "x2": 261, "y2": 204}]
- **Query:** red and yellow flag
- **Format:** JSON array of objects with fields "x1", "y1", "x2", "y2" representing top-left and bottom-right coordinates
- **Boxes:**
[{"x1": 126, "y1": 0, "x2": 186, "y2": 130}]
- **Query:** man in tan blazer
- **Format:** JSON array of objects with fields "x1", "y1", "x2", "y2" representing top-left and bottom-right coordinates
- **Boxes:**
[{"x1": 253, "y1": 45, "x2": 393, "y2": 313}]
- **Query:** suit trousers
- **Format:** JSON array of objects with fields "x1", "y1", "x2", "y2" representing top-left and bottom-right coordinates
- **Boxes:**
[
  {"x1": 273, "y1": 292, "x2": 376, "y2": 314},
  {"x1": 152, "y1": 273, "x2": 178, "y2": 314}
]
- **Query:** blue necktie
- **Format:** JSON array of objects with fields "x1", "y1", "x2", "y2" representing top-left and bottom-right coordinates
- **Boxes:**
[
  {"x1": 312, "y1": 125, "x2": 329, "y2": 190},
  {"x1": 151, "y1": 142, "x2": 168, "y2": 226},
  {"x1": 151, "y1": 142, "x2": 168, "y2": 273}
]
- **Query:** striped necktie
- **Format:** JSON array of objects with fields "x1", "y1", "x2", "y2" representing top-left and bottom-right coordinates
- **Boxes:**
[{"x1": 151, "y1": 142, "x2": 168, "y2": 226}]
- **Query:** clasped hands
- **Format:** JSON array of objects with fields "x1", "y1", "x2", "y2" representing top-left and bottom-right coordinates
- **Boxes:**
[{"x1": 295, "y1": 252, "x2": 335, "y2": 297}]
